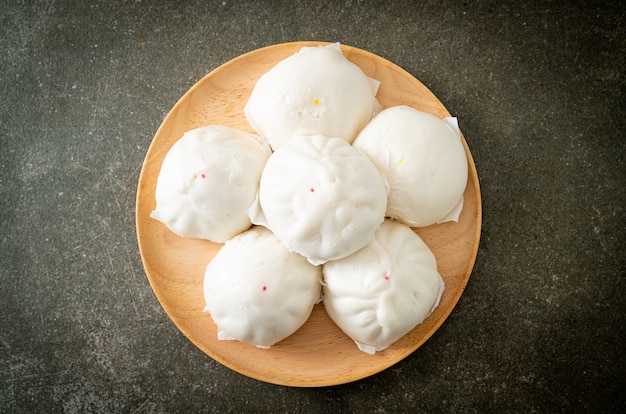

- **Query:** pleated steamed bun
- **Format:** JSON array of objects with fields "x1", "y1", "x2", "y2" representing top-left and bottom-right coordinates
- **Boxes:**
[
  {"x1": 353, "y1": 105, "x2": 468, "y2": 227},
  {"x1": 203, "y1": 226, "x2": 322, "y2": 349},
  {"x1": 244, "y1": 43, "x2": 380, "y2": 150},
  {"x1": 150, "y1": 125, "x2": 270, "y2": 242},
  {"x1": 322, "y1": 220, "x2": 445, "y2": 354},
  {"x1": 256, "y1": 133, "x2": 388, "y2": 265}
]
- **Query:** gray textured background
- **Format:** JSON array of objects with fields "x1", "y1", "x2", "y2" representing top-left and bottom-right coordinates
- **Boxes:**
[{"x1": 1, "y1": 1, "x2": 624, "y2": 412}]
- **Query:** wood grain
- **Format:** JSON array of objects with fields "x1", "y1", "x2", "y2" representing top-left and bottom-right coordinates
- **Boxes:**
[{"x1": 136, "y1": 41, "x2": 482, "y2": 387}]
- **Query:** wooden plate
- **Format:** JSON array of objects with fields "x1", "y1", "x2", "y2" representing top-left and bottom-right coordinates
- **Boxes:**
[{"x1": 136, "y1": 41, "x2": 481, "y2": 387}]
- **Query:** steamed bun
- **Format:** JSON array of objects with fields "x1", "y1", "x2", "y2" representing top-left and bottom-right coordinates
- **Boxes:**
[
  {"x1": 322, "y1": 220, "x2": 445, "y2": 354},
  {"x1": 353, "y1": 105, "x2": 468, "y2": 227},
  {"x1": 150, "y1": 125, "x2": 270, "y2": 242},
  {"x1": 244, "y1": 43, "x2": 380, "y2": 150},
  {"x1": 256, "y1": 133, "x2": 388, "y2": 265},
  {"x1": 203, "y1": 226, "x2": 322, "y2": 348}
]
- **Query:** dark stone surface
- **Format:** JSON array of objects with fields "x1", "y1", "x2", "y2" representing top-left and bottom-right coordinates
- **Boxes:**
[{"x1": 1, "y1": 1, "x2": 624, "y2": 412}]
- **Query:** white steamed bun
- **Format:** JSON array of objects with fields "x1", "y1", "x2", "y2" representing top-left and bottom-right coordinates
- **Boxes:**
[
  {"x1": 203, "y1": 226, "x2": 322, "y2": 348},
  {"x1": 244, "y1": 43, "x2": 380, "y2": 150},
  {"x1": 256, "y1": 133, "x2": 388, "y2": 265},
  {"x1": 353, "y1": 105, "x2": 468, "y2": 227},
  {"x1": 150, "y1": 125, "x2": 270, "y2": 242},
  {"x1": 322, "y1": 220, "x2": 445, "y2": 354}
]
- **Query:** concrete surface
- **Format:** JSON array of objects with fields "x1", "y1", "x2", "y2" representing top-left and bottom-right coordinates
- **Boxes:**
[{"x1": 1, "y1": 0, "x2": 624, "y2": 412}]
